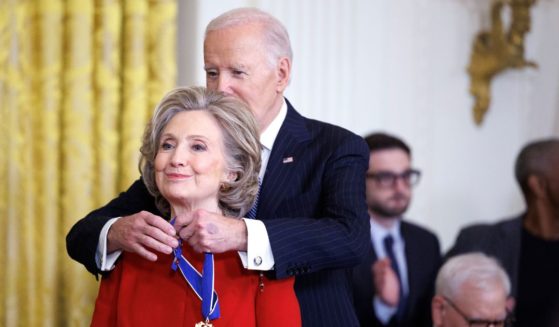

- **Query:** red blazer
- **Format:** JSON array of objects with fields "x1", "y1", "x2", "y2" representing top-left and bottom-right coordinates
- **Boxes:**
[{"x1": 91, "y1": 245, "x2": 301, "y2": 326}]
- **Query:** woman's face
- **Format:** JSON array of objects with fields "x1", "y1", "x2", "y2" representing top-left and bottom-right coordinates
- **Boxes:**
[{"x1": 154, "y1": 110, "x2": 231, "y2": 210}]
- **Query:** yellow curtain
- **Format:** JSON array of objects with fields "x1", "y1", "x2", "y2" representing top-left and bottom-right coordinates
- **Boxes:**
[{"x1": 0, "y1": 0, "x2": 176, "y2": 325}]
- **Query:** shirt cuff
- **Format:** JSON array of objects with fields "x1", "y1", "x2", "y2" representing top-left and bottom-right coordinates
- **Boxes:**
[
  {"x1": 95, "y1": 217, "x2": 123, "y2": 271},
  {"x1": 373, "y1": 295, "x2": 397, "y2": 324},
  {"x1": 238, "y1": 218, "x2": 274, "y2": 270}
]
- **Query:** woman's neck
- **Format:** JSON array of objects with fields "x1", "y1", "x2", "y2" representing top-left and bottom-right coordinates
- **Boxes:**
[{"x1": 170, "y1": 199, "x2": 221, "y2": 217}]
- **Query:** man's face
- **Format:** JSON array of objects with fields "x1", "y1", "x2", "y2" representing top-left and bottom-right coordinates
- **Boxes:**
[
  {"x1": 203, "y1": 23, "x2": 290, "y2": 131},
  {"x1": 366, "y1": 148, "x2": 413, "y2": 220},
  {"x1": 432, "y1": 283, "x2": 509, "y2": 327}
]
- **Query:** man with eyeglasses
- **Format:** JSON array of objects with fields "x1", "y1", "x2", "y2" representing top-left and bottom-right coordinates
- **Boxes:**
[
  {"x1": 432, "y1": 252, "x2": 515, "y2": 327},
  {"x1": 352, "y1": 132, "x2": 441, "y2": 327}
]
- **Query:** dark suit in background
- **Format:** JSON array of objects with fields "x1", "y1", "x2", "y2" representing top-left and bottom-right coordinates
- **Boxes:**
[
  {"x1": 352, "y1": 221, "x2": 441, "y2": 327},
  {"x1": 67, "y1": 101, "x2": 371, "y2": 326},
  {"x1": 445, "y1": 215, "x2": 522, "y2": 297}
]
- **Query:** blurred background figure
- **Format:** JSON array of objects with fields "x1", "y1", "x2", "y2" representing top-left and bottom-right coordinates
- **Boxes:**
[
  {"x1": 352, "y1": 132, "x2": 441, "y2": 327},
  {"x1": 446, "y1": 138, "x2": 559, "y2": 326},
  {"x1": 431, "y1": 252, "x2": 514, "y2": 327}
]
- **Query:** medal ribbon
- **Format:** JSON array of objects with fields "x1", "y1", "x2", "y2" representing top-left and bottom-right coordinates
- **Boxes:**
[{"x1": 170, "y1": 218, "x2": 220, "y2": 321}]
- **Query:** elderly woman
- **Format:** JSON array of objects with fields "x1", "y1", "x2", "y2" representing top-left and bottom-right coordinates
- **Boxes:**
[{"x1": 91, "y1": 87, "x2": 300, "y2": 326}]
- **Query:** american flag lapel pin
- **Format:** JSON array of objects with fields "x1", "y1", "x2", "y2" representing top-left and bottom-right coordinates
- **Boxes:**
[{"x1": 282, "y1": 156, "x2": 294, "y2": 164}]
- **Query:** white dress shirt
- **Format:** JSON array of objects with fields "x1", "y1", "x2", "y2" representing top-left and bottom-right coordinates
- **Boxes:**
[{"x1": 238, "y1": 100, "x2": 287, "y2": 270}]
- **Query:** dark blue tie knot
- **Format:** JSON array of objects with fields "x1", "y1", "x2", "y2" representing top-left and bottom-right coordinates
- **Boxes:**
[
  {"x1": 382, "y1": 235, "x2": 399, "y2": 276},
  {"x1": 383, "y1": 234, "x2": 394, "y2": 251}
]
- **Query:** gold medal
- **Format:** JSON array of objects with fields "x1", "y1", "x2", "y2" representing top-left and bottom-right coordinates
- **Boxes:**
[{"x1": 195, "y1": 319, "x2": 213, "y2": 327}]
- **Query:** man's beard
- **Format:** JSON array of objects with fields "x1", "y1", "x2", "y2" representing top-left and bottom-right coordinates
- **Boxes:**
[{"x1": 369, "y1": 194, "x2": 410, "y2": 218}]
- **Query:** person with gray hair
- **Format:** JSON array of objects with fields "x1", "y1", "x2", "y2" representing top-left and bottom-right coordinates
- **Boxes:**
[
  {"x1": 67, "y1": 7, "x2": 370, "y2": 326},
  {"x1": 446, "y1": 138, "x2": 559, "y2": 326},
  {"x1": 205, "y1": 7, "x2": 293, "y2": 68},
  {"x1": 140, "y1": 87, "x2": 261, "y2": 219},
  {"x1": 431, "y1": 253, "x2": 514, "y2": 327},
  {"x1": 90, "y1": 86, "x2": 301, "y2": 326}
]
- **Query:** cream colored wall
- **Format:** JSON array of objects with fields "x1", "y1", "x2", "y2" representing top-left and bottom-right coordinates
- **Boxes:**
[{"x1": 177, "y1": 0, "x2": 559, "y2": 250}]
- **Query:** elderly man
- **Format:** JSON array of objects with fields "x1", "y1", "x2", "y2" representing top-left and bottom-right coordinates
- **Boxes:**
[{"x1": 432, "y1": 253, "x2": 514, "y2": 327}]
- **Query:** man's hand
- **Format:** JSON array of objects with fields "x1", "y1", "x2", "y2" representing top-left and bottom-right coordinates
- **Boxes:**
[
  {"x1": 174, "y1": 209, "x2": 248, "y2": 253},
  {"x1": 372, "y1": 258, "x2": 401, "y2": 307},
  {"x1": 107, "y1": 211, "x2": 179, "y2": 261}
]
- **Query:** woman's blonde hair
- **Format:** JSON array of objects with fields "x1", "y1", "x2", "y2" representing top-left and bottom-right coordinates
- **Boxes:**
[{"x1": 139, "y1": 86, "x2": 261, "y2": 217}]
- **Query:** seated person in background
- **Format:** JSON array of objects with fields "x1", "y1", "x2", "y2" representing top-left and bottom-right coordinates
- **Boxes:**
[
  {"x1": 91, "y1": 87, "x2": 300, "y2": 326},
  {"x1": 431, "y1": 252, "x2": 514, "y2": 327},
  {"x1": 352, "y1": 132, "x2": 441, "y2": 327},
  {"x1": 446, "y1": 138, "x2": 559, "y2": 327}
]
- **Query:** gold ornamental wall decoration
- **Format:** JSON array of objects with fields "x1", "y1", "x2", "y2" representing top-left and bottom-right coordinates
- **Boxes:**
[{"x1": 467, "y1": 0, "x2": 537, "y2": 125}]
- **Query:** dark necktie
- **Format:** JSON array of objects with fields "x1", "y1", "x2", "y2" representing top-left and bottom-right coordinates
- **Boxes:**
[
  {"x1": 246, "y1": 178, "x2": 261, "y2": 219},
  {"x1": 383, "y1": 234, "x2": 407, "y2": 320}
]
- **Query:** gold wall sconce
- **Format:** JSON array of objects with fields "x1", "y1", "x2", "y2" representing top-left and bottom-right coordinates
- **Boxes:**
[{"x1": 467, "y1": 0, "x2": 538, "y2": 125}]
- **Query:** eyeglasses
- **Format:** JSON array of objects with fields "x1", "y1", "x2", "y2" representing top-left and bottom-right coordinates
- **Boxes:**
[
  {"x1": 443, "y1": 296, "x2": 514, "y2": 327},
  {"x1": 366, "y1": 169, "x2": 421, "y2": 188}
]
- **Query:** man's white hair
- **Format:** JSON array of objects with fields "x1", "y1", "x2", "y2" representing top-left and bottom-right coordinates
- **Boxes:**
[
  {"x1": 205, "y1": 7, "x2": 293, "y2": 68},
  {"x1": 436, "y1": 252, "x2": 511, "y2": 300}
]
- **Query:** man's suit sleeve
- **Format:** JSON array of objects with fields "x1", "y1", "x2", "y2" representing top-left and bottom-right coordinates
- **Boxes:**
[
  {"x1": 265, "y1": 133, "x2": 371, "y2": 279},
  {"x1": 444, "y1": 225, "x2": 485, "y2": 260},
  {"x1": 65, "y1": 178, "x2": 158, "y2": 276}
]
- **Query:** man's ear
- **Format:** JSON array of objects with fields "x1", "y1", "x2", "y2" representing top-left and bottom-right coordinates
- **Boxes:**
[
  {"x1": 275, "y1": 57, "x2": 291, "y2": 92},
  {"x1": 527, "y1": 174, "x2": 546, "y2": 199},
  {"x1": 506, "y1": 296, "x2": 516, "y2": 312},
  {"x1": 431, "y1": 295, "x2": 445, "y2": 327}
]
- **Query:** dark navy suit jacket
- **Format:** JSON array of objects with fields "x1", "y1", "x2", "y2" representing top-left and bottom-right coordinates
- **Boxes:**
[
  {"x1": 67, "y1": 100, "x2": 371, "y2": 326},
  {"x1": 352, "y1": 221, "x2": 441, "y2": 327}
]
